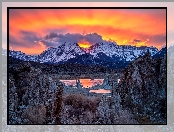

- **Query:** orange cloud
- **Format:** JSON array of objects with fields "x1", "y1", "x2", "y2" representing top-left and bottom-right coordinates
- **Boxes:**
[{"x1": 9, "y1": 9, "x2": 166, "y2": 54}]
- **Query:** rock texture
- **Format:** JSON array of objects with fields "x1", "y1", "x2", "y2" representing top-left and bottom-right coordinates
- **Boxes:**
[
  {"x1": 9, "y1": 61, "x2": 64, "y2": 124},
  {"x1": 8, "y1": 43, "x2": 159, "y2": 70},
  {"x1": 117, "y1": 50, "x2": 166, "y2": 124}
]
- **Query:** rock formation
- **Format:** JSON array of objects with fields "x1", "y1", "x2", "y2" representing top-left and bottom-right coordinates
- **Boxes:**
[
  {"x1": 117, "y1": 50, "x2": 166, "y2": 124},
  {"x1": 9, "y1": 61, "x2": 64, "y2": 124}
]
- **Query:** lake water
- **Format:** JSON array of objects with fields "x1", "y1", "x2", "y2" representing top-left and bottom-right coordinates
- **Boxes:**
[
  {"x1": 60, "y1": 79, "x2": 104, "y2": 88},
  {"x1": 89, "y1": 89, "x2": 111, "y2": 94},
  {"x1": 60, "y1": 79, "x2": 111, "y2": 93},
  {"x1": 60, "y1": 78, "x2": 120, "y2": 94}
]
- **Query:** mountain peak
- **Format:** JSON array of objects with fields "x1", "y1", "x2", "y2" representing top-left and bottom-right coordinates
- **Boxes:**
[{"x1": 9, "y1": 42, "x2": 161, "y2": 67}]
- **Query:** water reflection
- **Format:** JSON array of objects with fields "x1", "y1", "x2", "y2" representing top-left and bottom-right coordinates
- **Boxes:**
[
  {"x1": 79, "y1": 79, "x2": 103, "y2": 88},
  {"x1": 89, "y1": 89, "x2": 111, "y2": 93},
  {"x1": 60, "y1": 79, "x2": 104, "y2": 88},
  {"x1": 60, "y1": 78, "x2": 121, "y2": 94},
  {"x1": 60, "y1": 80, "x2": 76, "y2": 86}
]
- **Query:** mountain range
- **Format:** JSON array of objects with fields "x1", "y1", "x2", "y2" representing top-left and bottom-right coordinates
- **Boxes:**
[{"x1": 7, "y1": 42, "x2": 166, "y2": 69}]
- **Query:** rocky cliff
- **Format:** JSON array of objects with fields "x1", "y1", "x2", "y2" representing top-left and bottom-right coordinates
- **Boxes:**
[{"x1": 116, "y1": 50, "x2": 166, "y2": 124}]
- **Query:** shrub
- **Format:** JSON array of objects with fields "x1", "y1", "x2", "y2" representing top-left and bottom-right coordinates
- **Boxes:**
[
  {"x1": 63, "y1": 93, "x2": 100, "y2": 112},
  {"x1": 22, "y1": 104, "x2": 46, "y2": 124},
  {"x1": 60, "y1": 93, "x2": 101, "y2": 124}
]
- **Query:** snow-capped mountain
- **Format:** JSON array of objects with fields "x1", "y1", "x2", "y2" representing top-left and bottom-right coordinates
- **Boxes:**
[
  {"x1": 153, "y1": 47, "x2": 166, "y2": 58},
  {"x1": 8, "y1": 42, "x2": 160, "y2": 68},
  {"x1": 39, "y1": 42, "x2": 85, "y2": 63},
  {"x1": 65, "y1": 52, "x2": 130, "y2": 69},
  {"x1": 88, "y1": 42, "x2": 158, "y2": 61},
  {"x1": 9, "y1": 50, "x2": 39, "y2": 62}
]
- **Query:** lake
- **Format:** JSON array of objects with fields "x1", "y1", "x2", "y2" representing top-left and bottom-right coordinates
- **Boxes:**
[
  {"x1": 60, "y1": 79, "x2": 111, "y2": 93},
  {"x1": 60, "y1": 79, "x2": 104, "y2": 88}
]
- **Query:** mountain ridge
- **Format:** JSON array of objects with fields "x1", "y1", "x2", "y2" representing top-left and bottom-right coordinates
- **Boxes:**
[{"x1": 7, "y1": 42, "x2": 166, "y2": 69}]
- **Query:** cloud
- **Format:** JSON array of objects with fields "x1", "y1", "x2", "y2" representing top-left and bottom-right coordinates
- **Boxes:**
[
  {"x1": 133, "y1": 39, "x2": 141, "y2": 43},
  {"x1": 21, "y1": 31, "x2": 42, "y2": 43},
  {"x1": 127, "y1": 34, "x2": 166, "y2": 49},
  {"x1": 150, "y1": 34, "x2": 166, "y2": 44},
  {"x1": 128, "y1": 38, "x2": 149, "y2": 46},
  {"x1": 7, "y1": 8, "x2": 167, "y2": 54},
  {"x1": 9, "y1": 30, "x2": 45, "y2": 54},
  {"x1": 9, "y1": 30, "x2": 42, "y2": 48},
  {"x1": 40, "y1": 32, "x2": 110, "y2": 47},
  {"x1": 85, "y1": 33, "x2": 103, "y2": 44},
  {"x1": 39, "y1": 40, "x2": 59, "y2": 47},
  {"x1": 44, "y1": 32, "x2": 59, "y2": 39},
  {"x1": 148, "y1": 34, "x2": 166, "y2": 49}
]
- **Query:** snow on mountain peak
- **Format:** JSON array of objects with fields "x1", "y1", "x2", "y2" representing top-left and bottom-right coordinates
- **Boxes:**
[
  {"x1": 39, "y1": 42, "x2": 85, "y2": 63},
  {"x1": 9, "y1": 42, "x2": 159, "y2": 64}
]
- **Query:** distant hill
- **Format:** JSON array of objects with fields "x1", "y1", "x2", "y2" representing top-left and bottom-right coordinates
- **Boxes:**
[{"x1": 9, "y1": 56, "x2": 115, "y2": 75}]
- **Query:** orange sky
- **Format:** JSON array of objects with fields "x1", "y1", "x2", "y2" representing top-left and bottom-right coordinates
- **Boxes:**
[{"x1": 9, "y1": 8, "x2": 166, "y2": 54}]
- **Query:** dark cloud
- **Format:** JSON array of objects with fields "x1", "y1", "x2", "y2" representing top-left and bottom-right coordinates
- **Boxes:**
[
  {"x1": 9, "y1": 30, "x2": 42, "y2": 48},
  {"x1": 40, "y1": 40, "x2": 59, "y2": 47},
  {"x1": 44, "y1": 32, "x2": 59, "y2": 39},
  {"x1": 148, "y1": 34, "x2": 166, "y2": 47},
  {"x1": 150, "y1": 34, "x2": 166, "y2": 43},
  {"x1": 9, "y1": 35, "x2": 22, "y2": 47},
  {"x1": 10, "y1": 31, "x2": 107, "y2": 50},
  {"x1": 45, "y1": 28, "x2": 68, "y2": 34},
  {"x1": 129, "y1": 38, "x2": 145, "y2": 44},
  {"x1": 56, "y1": 33, "x2": 83, "y2": 43},
  {"x1": 133, "y1": 39, "x2": 141, "y2": 43},
  {"x1": 85, "y1": 33, "x2": 103, "y2": 44},
  {"x1": 41, "y1": 32, "x2": 109, "y2": 47},
  {"x1": 21, "y1": 31, "x2": 42, "y2": 42},
  {"x1": 127, "y1": 34, "x2": 166, "y2": 49},
  {"x1": 9, "y1": 35, "x2": 34, "y2": 48}
]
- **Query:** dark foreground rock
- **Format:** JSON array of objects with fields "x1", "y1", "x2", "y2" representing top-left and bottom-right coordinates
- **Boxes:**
[
  {"x1": 9, "y1": 61, "x2": 64, "y2": 124},
  {"x1": 117, "y1": 50, "x2": 166, "y2": 124}
]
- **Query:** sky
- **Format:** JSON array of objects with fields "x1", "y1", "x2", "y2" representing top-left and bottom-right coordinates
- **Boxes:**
[
  {"x1": 2, "y1": 2, "x2": 173, "y2": 55},
  {"x1": 9, "y1": 8, "x2": 166, "y2": 54}
]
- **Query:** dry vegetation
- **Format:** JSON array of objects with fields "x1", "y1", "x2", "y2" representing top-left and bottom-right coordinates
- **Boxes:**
[{"x1": 8, "y1": 50, "x2": 166, "y2": 124}]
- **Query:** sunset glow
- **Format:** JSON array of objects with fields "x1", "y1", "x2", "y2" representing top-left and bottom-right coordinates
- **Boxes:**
[
  {"x1": 78, "y1": 43, "x2": 91, "y2": 48},
  {"x1": 79, "y1": 79, "x2": 104, "y2": 88},
  {"x1": 78, "y1": 39, "x2": 91, "y2": 48},
  {"x1": 60, "y1": 79, "x2": 104, "y2": 88},
  {"x1": 9, "y1": 8, "x2": 166, "y2": 54},
  {"x1": 89, "y1": 89, "x2": 111, "y2": 94}
]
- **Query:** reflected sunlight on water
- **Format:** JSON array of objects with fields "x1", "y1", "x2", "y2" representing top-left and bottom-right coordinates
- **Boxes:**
[
  {"x1": 79, "y1": 79, "x2": 103, "y2": 88},
  {"x1": 60, "y1": 80, "x2": 76, "y2": 86},
  {"x1": 60, "y1": 79, "x2": 104, "y2": 88},
  {"x1": 60, "y1": 79, "x2": 113, "y2": 94},
  {"x1": 89, "y1": 89, "x2": 111, "y2": 93}
]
